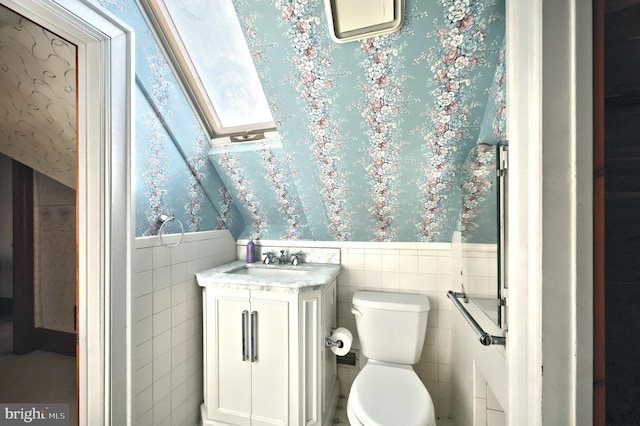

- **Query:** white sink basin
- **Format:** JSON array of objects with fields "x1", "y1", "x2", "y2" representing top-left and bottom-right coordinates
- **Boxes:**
[{"x1": 227, "y1": 265, "x2": 309, "y2": 278}]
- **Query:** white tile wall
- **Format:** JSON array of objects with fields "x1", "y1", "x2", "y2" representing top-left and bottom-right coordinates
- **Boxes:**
[
  {"x1": 236, "y1": 239, "x2": 456, "y2": 421},
  {"x1": 451, "y1": 295, "x2": 507, "y2": 426},
  {"x1": 486, "y1": 384, "x2": 506, "y2": 425},
  {"x1": 132, "y1": 229, "x2": 236, "y2": 426},
  {"x1": 473, "y1": 368, "x2": 506, "y2": 426},
  {"x1": 336, "y1": 244, "x2": 455, "y2": 420},
  {"x1": 460, "y1": 244, "x2": 498, "y2": 297}
]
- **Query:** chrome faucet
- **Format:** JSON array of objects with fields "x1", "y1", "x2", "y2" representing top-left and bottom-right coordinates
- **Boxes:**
[
  {"x1": 277, "y1": 250, "x2": 288, "y2": 264},
  {"x1": 263, "y1": 250, "x2": 303, "y2": 265}
]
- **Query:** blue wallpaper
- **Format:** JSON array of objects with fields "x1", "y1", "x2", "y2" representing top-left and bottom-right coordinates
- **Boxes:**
[
  {"x1": 100, "y1": 0, "x2": 244, "y2": 237},
  {"x1": 99, "y1": 0, "x2": 505, "y2": 243}
]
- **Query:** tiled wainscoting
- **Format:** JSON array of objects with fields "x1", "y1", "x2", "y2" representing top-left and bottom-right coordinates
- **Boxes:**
[
  {"x1": 460, "y1": 243, "x2": 499, "y2": 299},
  {"x1": 451, "y1": 292, "x2": 507, "y2": 426},
  {"x1": 473, "y1": 368, "x2": 506, "y2": 426},
  {"x1": 129, "y1": 234, "x2": 496, "y2": 425},
  {"x1": 131, "y1": 230, "x2": 236, "y2": 425}
]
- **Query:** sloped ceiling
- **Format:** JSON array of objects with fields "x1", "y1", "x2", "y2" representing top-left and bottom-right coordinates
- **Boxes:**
[
  {"x1": 0, "y1": 5, "x2": 77, "y2": 189},
  {"x1": 99, "y1": 0, "x2": 505, "y2": 242}
]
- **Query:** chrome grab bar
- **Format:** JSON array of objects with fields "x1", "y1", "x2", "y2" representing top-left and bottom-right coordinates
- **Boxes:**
[{"x1": 447, "y1": 291, "x2": 506, "y2": 346}]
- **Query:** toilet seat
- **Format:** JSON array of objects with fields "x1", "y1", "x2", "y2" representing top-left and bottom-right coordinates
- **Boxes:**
[{"x1": 347, "y1": 361, "x2": 436, "y2": 426}]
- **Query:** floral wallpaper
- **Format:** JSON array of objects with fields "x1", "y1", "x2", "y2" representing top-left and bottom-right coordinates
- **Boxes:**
[
  {"x1": 100, "y1": 0, "x2": 505, "y2": 243},
  {"x1": 100, "y1": 0, "x2": 244, "y2": 237},
  {"x1": 461, "y1": 40, "x2": 506, "y2": 244},
  {"x1": 460, "y1": 143, "x2": 497, "y2": 243},
  {"x1": 415, "y1": 0, "x2": 501, "y2": 241}
]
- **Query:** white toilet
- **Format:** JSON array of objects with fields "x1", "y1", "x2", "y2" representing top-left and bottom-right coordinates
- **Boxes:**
[{"x1": 347, "y1": 291, "x2": 436, "y2": 426}]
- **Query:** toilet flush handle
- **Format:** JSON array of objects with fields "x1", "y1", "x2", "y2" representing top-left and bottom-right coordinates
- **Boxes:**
[{"x1": 351, "y1": 307, "x2": 362, "y2": 317}]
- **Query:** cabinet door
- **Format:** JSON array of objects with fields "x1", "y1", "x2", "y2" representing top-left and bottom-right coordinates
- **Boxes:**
[
  {"x1": 214, "y1": 296, "x2": 252, "y2": 425},
  {"x1": 250, "y1": 298, "x2": 289, "y2": 426}
]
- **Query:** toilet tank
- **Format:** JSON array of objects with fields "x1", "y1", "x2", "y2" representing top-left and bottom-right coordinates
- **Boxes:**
[{"x1": 352, "y1": 291, "x2": 430, "y2": 364}]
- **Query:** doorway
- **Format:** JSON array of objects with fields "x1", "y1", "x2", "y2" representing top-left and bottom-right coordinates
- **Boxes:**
[
  {"x1": 0, "y1": 0, "x2": 133, "y2": 423},
  {"x1": 0, "y1": 158, "x2": 78, "y2": 424},
  {"x1": 0, "y1": 5, "x2": 78, "y2": 415}
]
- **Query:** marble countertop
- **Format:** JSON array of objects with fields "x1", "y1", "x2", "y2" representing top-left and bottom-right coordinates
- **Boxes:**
[{"x1": 196, "y1": 260, "x2": 341, "y2": 293}]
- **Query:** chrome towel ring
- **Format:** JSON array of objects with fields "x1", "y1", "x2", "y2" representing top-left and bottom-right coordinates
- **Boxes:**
[{"x1": 157, "y1": 214, "x2": 184, "y2": 248}]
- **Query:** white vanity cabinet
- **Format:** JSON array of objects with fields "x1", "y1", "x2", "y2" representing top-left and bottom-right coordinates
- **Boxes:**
[{"x1": 199, "y1": 269, "x2": 339, "y2": 426}]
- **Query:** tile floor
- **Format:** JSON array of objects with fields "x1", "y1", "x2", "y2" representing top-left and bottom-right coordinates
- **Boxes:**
[{"x1": 333, "y1": 397, "x2": 349, "y2": 425}]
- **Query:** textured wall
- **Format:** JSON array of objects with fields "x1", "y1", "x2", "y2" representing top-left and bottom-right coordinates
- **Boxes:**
[
  {"x1": 33, "y1": 171, "x2": 76, "y2": 333},
  {"x1": 0, "y1": 7, "x2": 76, "y2": 189},
  {"x1": 100, "y1": 0, "x2": 505, "y2": 242}
]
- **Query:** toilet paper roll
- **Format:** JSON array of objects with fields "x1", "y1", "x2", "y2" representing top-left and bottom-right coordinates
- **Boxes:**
[{"x1": 329, "y1": 327, "x2": 353, "y2": 356}]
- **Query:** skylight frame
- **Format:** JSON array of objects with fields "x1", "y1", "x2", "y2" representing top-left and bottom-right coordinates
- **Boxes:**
[{"x1": 138, "y1": 0, "x2": 278, "y2": 144}]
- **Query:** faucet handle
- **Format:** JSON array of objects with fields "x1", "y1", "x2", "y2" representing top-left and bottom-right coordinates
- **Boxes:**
[
  {"x1": 290, "y1": 252, "x2": 304, "y2": 265},
  {"x1": 263, "y1": 251, "x2": 275, "y2": 264}
]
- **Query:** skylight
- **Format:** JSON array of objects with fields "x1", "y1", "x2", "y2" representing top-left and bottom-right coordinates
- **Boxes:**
[{"x1": 139, "y1": 0, "x2": 277, "y2": 144}]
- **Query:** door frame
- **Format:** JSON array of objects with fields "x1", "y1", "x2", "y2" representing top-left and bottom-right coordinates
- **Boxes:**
[
  {"x1": 507, "y1": 0, "x2": 593, "y2": 424},
  {"x1": 0, "y1": 0, "x2": 134, "y2": 424}
]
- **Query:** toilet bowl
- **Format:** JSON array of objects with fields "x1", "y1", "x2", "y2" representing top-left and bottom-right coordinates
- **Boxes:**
[
  {"x1": 347, "y1": 361, "x2": 436, "y2": 426},
  {"x1": 347, "y1": 291, "x2": 436, "y2": 426}
]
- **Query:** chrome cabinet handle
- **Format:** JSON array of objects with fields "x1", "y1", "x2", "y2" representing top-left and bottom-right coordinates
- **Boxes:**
[
  {"x1": 242, "y1": 310, "x2": 249, "y2": 361},
  {"x1": 250, "y1": 311, "x2": 258, "y2": 362}
]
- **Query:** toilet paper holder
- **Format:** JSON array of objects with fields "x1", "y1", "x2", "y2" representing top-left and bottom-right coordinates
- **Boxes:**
[
  {"x1": 325, "y1": 328, "x2": 345, "y2": 348},
  {"x1": 325, "y1": 337, "x2": 344, "y2": 349},
  {"x1": 325, "y1": 327, "x2": 353, "y2": 357}
]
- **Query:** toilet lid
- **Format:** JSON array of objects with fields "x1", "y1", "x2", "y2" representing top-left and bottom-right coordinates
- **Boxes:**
[{"x1": 350, "y1": 363, "x2": 435, "y2": 426}]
